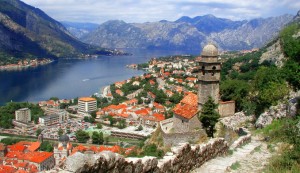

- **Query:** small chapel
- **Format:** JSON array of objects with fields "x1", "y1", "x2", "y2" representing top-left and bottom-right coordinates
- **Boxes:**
[{"x1": 160, "y1": 43, "x2": 235, "y2": 146}]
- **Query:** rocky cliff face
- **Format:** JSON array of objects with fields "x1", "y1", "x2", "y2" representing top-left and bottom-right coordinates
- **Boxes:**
[
  {"x1": 208, "y1": 15, "x2": 293, "y2": 50},
  {"x1": 61, "y1": 21, "x2": 99, "y2": 39},
  {"x1": 81, "y1": 14, "x2": 293, "y2": 51}
]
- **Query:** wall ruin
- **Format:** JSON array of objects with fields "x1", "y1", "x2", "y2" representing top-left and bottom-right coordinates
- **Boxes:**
[{"x1": 57, "y1": 138, "x2": 228, "y2": 173}]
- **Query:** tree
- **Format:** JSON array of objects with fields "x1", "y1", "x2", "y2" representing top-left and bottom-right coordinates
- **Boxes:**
[
  {"x1": 118, "y1": 119, "x2": 126, "y2": 129},
  {"x1": 58, "y1": 128, "x2": 64, "y2": 137},
  {"x1": 75, "y1": 129, "x2": 90, "y2": 143},
  {"x1": 92, "y1": 131, "x2": 104, "y2": 144},
  {"x1": 96, "y1": 123, "x2": 102, "y2": 129},
  {"x1": 169, "y1": 93, "x2": 183, "y2": 104},
  {"x1": 108, "y1": 116, "x2": 116, "y2": 126},
  {"x1": 49, "y1": 97, "x2": 59, "y2": 101},
  {"x1": 40, "y1": 141, "x2": 53, "y2": 152},
  {"x1": 199, "y1": 97, "x2": 220, "y2": 137},
  {"x1": 90, "y1": 111, "x2": 97, "y2": 119},
  {"x1": 220, "y1": 79, "x2": 250, "y2": 111},
  {"x1": 36, "y1": 128, "x2": 42, "y2": 137},
  {"x1": 136, "y1": 125, "x2": 143, "y2": 131}
]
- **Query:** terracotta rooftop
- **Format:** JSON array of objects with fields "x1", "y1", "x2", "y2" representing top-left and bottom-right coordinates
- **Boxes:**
[
  {"x1": 173, "y1": 103, "x2": 198, "y2": 119},
  {"x1": 79, "y1": 97, "x2": 96, "y2": 102},
  {"x1": 27, "y1": 141, "x2": 41, "y2": 152},
  {"x1": 180, "y1": 93, "x2": 198, "y2": 107},
  {"x1": 0, "y1": 165, "x2": 15, "y2": 173},
  {"x1": 152, "y1": 113, "x2": 165, "y2": 121},
  {"x1": 7, "y1": 144, "x2": 25, "y2": 152},
  {"x1": 173, "y1": 93, "x2": 198, "y2": 119},
  {"x1": 6, "y1": 151, "x2": 53, "y2": 164}
]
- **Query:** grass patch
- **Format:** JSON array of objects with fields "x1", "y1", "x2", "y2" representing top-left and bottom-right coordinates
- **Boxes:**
[
  {"x1": 267, "y1": 144, "x2": 275, "y2": 152},
  {"x1": 254, "y1": 145, "x2": 261, "y2": 152},
  {"x1": 230, "y1": 161, "x2": 241, "y2": 170},
  {"x1": 228, "y1": 149, "x2": 234, "y2": 155}
]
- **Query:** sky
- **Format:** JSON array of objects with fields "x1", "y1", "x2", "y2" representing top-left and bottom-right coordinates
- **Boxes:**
[{"x1": 22, "y1": 0, "x2": 300, "y2": 24}]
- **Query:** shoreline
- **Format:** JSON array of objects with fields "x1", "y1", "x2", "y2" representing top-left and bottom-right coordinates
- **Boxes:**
[{"x1": 0, "y1": 58, "x2": 54, "y2": 71}]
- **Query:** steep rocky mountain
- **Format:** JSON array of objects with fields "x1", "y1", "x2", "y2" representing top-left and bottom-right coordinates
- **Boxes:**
[
  {"x1": 82, "y1": 20, "x2": 206, "y2": 50},
  {"x1": 0, "y1": 0, "x2": 113, "y2": 60},
  {"x1": 81, "y1": 14, "x2": 293, "y2": 51},
  {"x1": 175, "y1": 15, "x2": 247, "y2": 34},
  {"x1": 61, "y1": 21, "x2": 99, "y2": 39},
  {"x1": 208, "y1": 15, "x2": 293, "y2": 50}
]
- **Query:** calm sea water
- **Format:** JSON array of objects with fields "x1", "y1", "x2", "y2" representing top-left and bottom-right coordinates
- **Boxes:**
[{"x1": 0, "y1": 49, "x2": 200, "y2": 105}]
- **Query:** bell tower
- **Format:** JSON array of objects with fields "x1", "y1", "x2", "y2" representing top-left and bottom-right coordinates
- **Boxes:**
[{"x1": 198, "y1": 44, "x2": 221, "y2": 110}]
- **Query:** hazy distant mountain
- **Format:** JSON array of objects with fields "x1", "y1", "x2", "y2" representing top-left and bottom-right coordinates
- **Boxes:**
[
  {"x1": 61, "y1": 21, "x2": 99, "y2": 39},
  {"x1": 81, "y1": 14, "x2": 293, "y2": 51},
  {"x1": 0, "y1": 0, "x2": 116, "y2": 60},
  {"x1": 175, "y1": 15, "x2": 247, "y2": 34}
]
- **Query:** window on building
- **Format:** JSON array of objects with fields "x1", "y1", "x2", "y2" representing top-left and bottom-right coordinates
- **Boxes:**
[
  {"x1": 202, "y1": 66, "x2": 205, "y2": 75},
  {"x1": 212, "y1": 66, "x2": 216, "y2": 76}
]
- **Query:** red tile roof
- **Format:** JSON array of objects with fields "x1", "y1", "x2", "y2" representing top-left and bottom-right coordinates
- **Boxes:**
[
  {"x1": 173, "y1": 93, "x2": 198, "y2": 119},
  {"x1": 135, "y1": 108, "x2": 150, "y2": 116},
  {"x1": 27, "y1": 141, "x2": 40, "y2": 152},
  {"x1": 152, "y1": 113, "x2": 165, "y2": 121},
  {"x1": 0, "y1": 165, "x2": 15, "y2": 173},
  {"x1": 180, "y1": 93, "x2": 198, "y2": 107},
  {"x1": 6, "y1": 151, "x2": 53, "y2": 164},
  {"x1": 8, "y1": 144, "x2": 25, "y2": 152},
  {"x1": 79, "y1": 97, "x2": 96, "y2": 102}
]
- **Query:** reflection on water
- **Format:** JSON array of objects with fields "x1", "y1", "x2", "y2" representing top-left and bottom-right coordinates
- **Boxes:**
[{"x1": 0, "y1": 49, "x2": 200, "y2": 105}]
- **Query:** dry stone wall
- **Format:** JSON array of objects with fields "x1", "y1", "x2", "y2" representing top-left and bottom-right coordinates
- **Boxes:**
[{"x1": 57, "y1": 138, "x2": 228, "y2": 173}]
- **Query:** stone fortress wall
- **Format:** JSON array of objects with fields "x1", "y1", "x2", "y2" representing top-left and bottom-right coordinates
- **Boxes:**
[
  {"x1": 58, "y1": 138, "x2": 229, "y2": 173},
  {"x1": 159, "y1": 119, "x2": 206, "y2": 146}
]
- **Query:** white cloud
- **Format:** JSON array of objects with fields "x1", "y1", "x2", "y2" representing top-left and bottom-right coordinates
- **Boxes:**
[{"x1": 22, "y1": 0, "x2": 299, "y2": 23}]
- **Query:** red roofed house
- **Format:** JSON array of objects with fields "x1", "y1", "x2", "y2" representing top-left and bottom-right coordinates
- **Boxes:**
[
  {"x1": 160, "y1": 93, "x2": 205, "y2": 146},
  {"x1": 115, "y1": 89, "x2": 124, "y2": 96},
  {"x1": 140, "y1": 113, "x2": 165, "y2": 127},
  {"x1": 3, "y1": 141, "x2": 53, "y2": 171},
  {"x1": 115, "y1": 81, "x2": 125, "y2": 88}
]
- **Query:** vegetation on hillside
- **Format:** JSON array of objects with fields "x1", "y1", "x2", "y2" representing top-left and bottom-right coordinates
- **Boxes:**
[
  {"x1": 220, "y1": 22, "x2": 300, "y2": 116},
  {"x1": 0, "y1": 102, "x2": 44, "y2": 128}
]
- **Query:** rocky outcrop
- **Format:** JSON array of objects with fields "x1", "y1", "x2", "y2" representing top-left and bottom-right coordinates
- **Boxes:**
[
  {"x1": 255, "y1": 91, "x2": 300, "y2": 128},
  {"x1": 57, "y1": 138, "x2": 228, "y2": 173},
  {"x1": 220, "y1": 112, "x2": 253, "y2": 130},
  {"x1": 259, "y1": 39, "x2": 286, "y2": 67}
]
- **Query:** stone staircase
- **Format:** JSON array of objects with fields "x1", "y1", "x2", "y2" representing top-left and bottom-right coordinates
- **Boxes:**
[{"x1": 192, "y1": 139, "x2": 271, "y2": 173}]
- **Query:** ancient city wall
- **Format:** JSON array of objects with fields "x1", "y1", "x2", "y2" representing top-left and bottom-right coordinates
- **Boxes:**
[
  {"x1": 161, "y1": 130, "x2": 205, "y2": 146},
  {"x1": 59, "y1": 138, "x2": 228, "y2": 173}
]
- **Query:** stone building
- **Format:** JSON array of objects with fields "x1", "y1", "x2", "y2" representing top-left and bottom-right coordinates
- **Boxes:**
[
  {"x1": 197, "y1": 44, "x2": 235, "y2": 117},
  {"x1": 53, "y1": 134, "x2": 72, "y2": 165},
  {"x1": 160, "y1": 93, "x2": 206, "y2": 146},
  {"x1": 197, "y1": 44, "x2": 221, "y2": 109},
  {"x1": 0, "y1": 143, "x2": 7, "y2": 157},
  {"x1": 160, "y1": 43, "x2": 235, "y2": 146}
]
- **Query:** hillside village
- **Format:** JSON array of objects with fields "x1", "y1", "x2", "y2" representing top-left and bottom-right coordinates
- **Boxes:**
[{"x1": 0, "y1": 31, "x2": 299, "y2": 172}]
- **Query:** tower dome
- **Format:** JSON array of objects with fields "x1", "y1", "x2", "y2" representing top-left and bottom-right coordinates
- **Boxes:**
[
  {"x1": 201, "y1": 44, "x2": 218, "y2": 57},
  {"x1": 58, "y1": 134, "x2": 70, "y2": 143}
]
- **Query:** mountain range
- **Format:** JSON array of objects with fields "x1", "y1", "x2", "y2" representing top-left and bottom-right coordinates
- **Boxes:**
[
  {"x1": 0, "y1": 0, "x2": 118, "y2": 60},
  {"x1": 73, "y1": 14, "x2": 294, "y2": 51}
]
